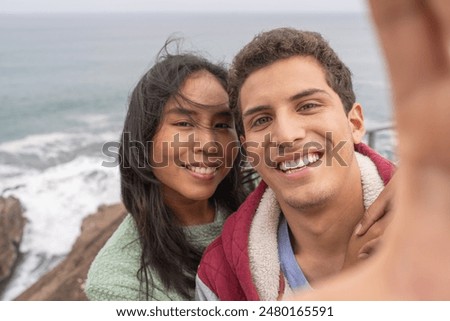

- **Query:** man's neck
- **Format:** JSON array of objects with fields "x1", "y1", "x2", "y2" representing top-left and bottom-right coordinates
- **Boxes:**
[{"x1": 280, "y1": 162, "x2": 365, "y2": 284}]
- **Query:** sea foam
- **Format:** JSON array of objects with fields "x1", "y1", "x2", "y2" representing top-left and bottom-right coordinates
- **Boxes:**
[{"x1": 0, "y1": 133, "x2": 121, "y2": 300}]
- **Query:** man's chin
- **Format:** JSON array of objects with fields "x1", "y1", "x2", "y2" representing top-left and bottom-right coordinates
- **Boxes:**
[{"x1": 281, "y1": 192, "x2": 330, "y2": 212}]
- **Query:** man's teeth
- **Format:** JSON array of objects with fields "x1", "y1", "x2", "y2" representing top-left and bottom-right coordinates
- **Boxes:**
[
  {"x1": 186, "y1": 165, "x2": 216, "y2": 174},
  {"x1": 279, "y1": 153, "x2": 320, "y2": 172}
]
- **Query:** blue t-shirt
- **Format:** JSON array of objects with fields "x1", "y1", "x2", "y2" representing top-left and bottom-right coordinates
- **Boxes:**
[{"x1": 278, "y1": 216, "x2": 311, "y2": 290}]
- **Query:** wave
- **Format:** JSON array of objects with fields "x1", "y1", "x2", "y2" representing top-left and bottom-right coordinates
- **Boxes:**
[
  {"x1": 0, "y1": 130, "x2": 120, "y2": 170},
  {"x1": 0, "y1": 154, "x2": 121, "y2": 300}
]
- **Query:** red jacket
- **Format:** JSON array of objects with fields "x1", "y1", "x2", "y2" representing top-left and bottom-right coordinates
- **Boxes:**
[{"x1": 196, "y1": 144, "x2": 395, "y2": 301}]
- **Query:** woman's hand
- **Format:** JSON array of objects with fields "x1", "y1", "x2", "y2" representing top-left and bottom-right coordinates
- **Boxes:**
[
  {"x1": 343, "y1": 212, "x2": 389, "y2": 269},
  {"x1": 343, "y1": 174, "x2": 397, "y2": 268},
  {"x1": 354, "y1": 174, "x2": 396, "y2": 237}
]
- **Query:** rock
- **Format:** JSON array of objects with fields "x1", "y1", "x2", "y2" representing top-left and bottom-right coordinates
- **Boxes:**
[
  {"x1": 0, "y1": 196, "x2": 26, "y2": 288},
  {"x1": 15, "y1": 203, "x2": 127, "y2": 300}
]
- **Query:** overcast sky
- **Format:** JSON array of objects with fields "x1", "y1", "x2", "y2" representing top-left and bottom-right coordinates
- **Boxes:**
[{"x1": 1, "y1": 0, "x2": 367, "y2": 14}]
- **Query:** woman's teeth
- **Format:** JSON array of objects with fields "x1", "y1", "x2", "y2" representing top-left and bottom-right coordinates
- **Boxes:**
[{"x1": 186, "y1": 165, "x2": 217, "y2": 174}]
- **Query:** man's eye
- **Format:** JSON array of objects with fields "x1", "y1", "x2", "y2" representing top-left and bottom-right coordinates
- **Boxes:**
[
  {"x1": 299, "y1": 103, "x2": 319, "y2": 111},
  {"x1": 253, "y1": 116, "x2": 271, "y2": 127}
]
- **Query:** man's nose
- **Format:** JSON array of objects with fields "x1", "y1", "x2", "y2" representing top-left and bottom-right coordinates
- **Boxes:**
[{"x1": 272, "y1": 114, "x2": 307, "y2": 150}]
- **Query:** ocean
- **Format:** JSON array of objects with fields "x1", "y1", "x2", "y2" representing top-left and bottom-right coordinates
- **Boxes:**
[{"x1": 0, "y1": 12, "x2": 395, "y2": 300}]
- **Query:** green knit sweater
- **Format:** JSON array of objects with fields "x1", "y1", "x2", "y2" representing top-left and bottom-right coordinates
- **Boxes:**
[{"x1": 85, "y1": 207, "x2": 228, "y2": 301}]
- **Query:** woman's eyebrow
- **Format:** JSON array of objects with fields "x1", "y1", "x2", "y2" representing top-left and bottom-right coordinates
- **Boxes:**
[
  {"x1": 214, "y1": 110, "x2": 233, "y2": 118},
  {"x1": 165, "y1": 107, "x2": 197, "y2": 116},
  {"x1": 166, "y1": 107, "x2": 232, "y2": 118}
]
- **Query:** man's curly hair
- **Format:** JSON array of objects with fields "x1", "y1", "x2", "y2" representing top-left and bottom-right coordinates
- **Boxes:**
[{"x1": 228, "y1": 27, "x2": 356, "y2": 136}]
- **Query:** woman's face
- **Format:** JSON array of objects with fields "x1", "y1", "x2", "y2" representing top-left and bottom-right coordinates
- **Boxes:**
[{"x1": 150, "y1": 70, "x2": 238, "y2": 205}]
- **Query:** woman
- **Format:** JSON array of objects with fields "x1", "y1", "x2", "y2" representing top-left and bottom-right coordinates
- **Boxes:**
[{"x1": 85, "y1": 42, "x2": 246, "y2": 300}]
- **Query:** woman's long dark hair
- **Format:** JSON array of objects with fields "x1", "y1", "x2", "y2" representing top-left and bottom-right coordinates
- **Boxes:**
[{"x1": 119, "y1": 41, "x2": 246, "y2": 299}]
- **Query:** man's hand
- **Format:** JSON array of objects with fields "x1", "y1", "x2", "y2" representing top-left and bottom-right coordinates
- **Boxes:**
[
  {"x1": 369, "y1": 0, "x2": 450, "y2": 168},
  {"x1": 345, "y1": 0, "x2": 450, "y2": 280}
]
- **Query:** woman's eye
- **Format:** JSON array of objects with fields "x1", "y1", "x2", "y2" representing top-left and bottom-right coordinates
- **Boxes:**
[
  {"x1": 214, "y1": 123, "x2": 231, "y2": 129},
  {"x1": 175, "y1": 121, "x2": 193, "y2": 127},
  {"x1": 253, "y1": 116, "x2": 271, "y2": 127}
]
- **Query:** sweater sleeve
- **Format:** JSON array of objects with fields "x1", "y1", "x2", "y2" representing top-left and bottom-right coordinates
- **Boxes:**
[{"x1": 85, "y1": 215, "x2": 179, "y2": 301}]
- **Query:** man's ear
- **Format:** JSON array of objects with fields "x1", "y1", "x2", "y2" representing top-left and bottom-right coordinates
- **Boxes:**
[{"x1": 348, "y1": 103, "x2": 365, "y2": 144}]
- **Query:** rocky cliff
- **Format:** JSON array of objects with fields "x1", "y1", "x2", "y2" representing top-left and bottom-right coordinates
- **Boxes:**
[
  {"x1": 0, "y1": 196, "x2": 26, "y2": 293},
  {"x1": 14, "y1": 203, "x2": 126, "y2": 300}
]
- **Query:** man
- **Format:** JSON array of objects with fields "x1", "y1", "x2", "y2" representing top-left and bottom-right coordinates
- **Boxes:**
[
  {"x1": 293, "y1": 0, "x2": 450, "y2": 300},
  {"x1": 196, "y1": 28, "x2": 395, "y2": 300}
]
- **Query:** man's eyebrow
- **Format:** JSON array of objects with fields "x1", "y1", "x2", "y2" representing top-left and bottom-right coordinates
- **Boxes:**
[
  {"x1": 242, "y1": 89, "x2": 331, "y2": 119},
  {"x1": 289, "y1": 88, "x2": 331, "y2": 101},
  {"x1": 242, "y1": 105, "x2": 271, "y2": 119}
]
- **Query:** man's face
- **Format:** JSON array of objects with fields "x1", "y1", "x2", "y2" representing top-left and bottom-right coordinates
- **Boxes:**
[{"x1": 239, "y1": 56, "x2": 365, "y2": 211}]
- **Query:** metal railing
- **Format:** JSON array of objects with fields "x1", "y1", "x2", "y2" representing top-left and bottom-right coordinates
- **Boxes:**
[{"x1": 365, "y1": 123, "x2": 394, "y2": 149}]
